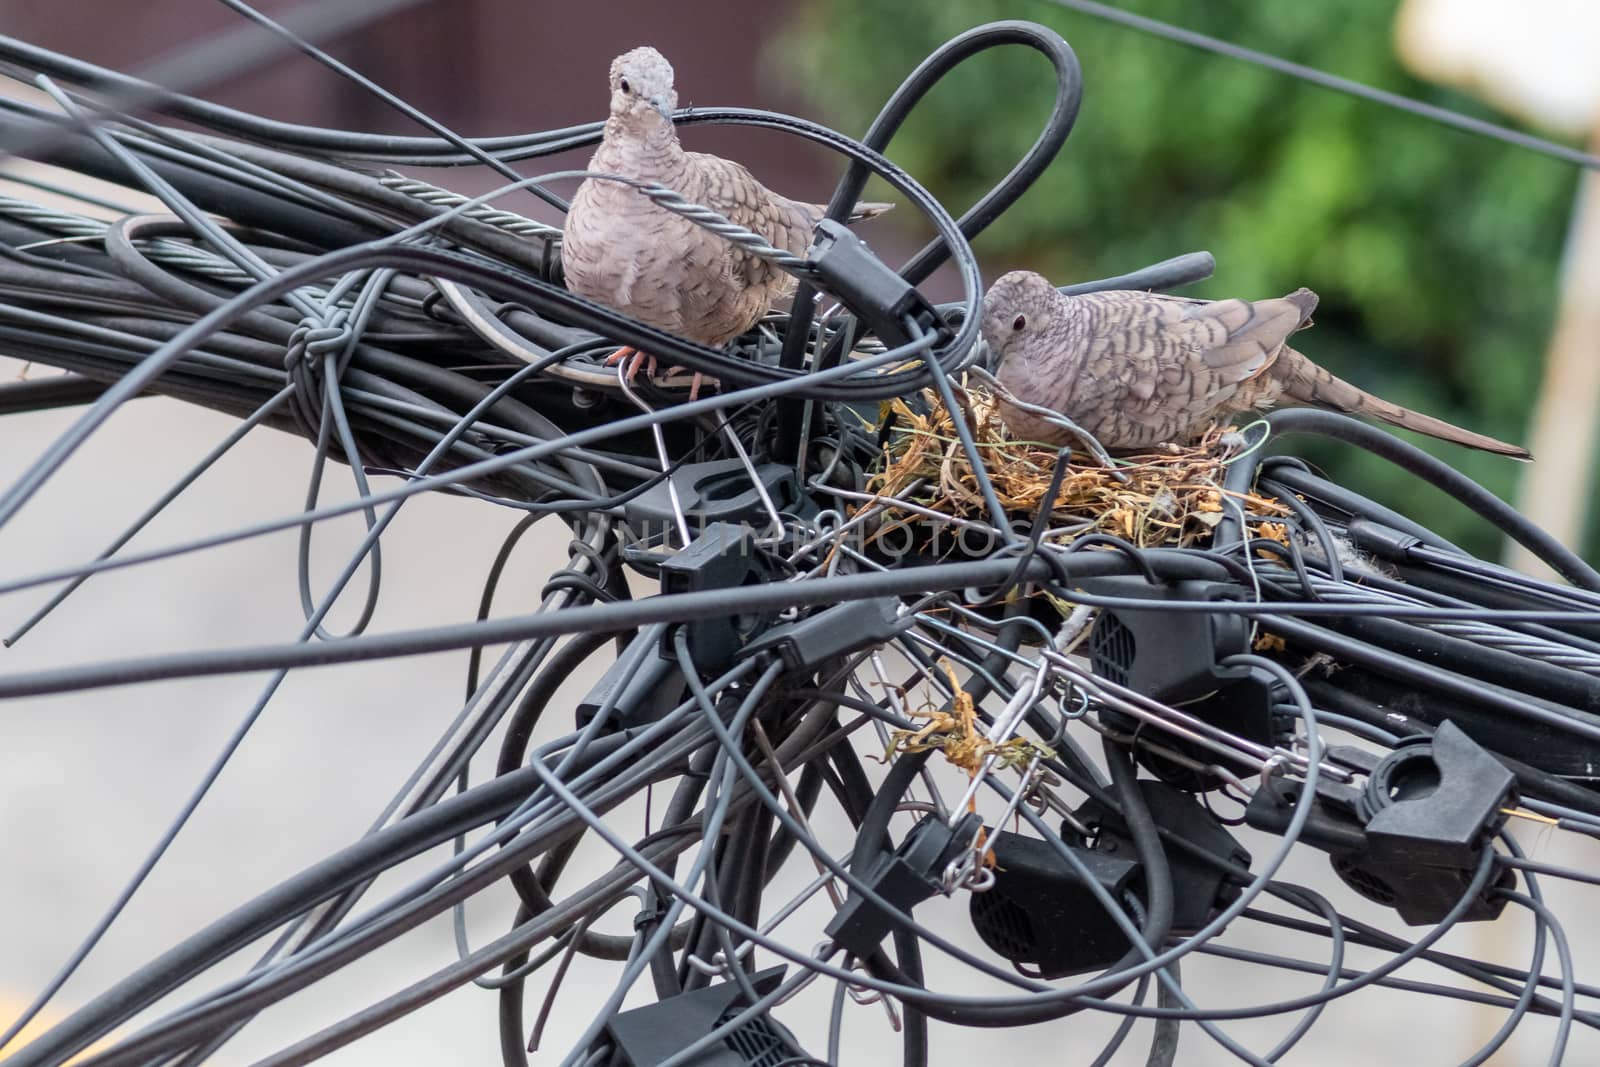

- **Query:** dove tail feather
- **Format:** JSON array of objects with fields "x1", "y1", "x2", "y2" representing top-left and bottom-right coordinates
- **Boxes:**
[
  {"x1": 1277, "y1": 348, "x2": 1532, "y2": 460},
  {"x1": 798, "y1": 201, "x2": 894, "y2": 229},
  {"x1": 1283, "y1": 286, "x2": 1318, "y2": 322},
  {"x1": 847, "y1": 201, "x2": 894, "y2": 223}
]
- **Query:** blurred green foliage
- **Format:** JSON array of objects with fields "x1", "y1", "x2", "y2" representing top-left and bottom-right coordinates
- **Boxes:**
[{"x1": 777, "y1": 0, "x2": 1581, "y2": 559}]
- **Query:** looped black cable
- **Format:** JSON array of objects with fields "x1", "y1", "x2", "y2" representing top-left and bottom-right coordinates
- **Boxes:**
[
  {"x1": 1254, "y1": 475, "x2": 1344, "y2": 585},
  {"x1": 965, "y1": 541, "x2": 1077, "y2": 608},
  {"x1": 1244, "y1": 537, "x2": 1320, "y2": 601},
  {"x1": 774, "y1": 19, "x2": 1084, "y2": 458},
  {"x1": 540, "y1": 571, "x2": 613, "y2": 603},
  {"x1": 418, "y1": 287, "x2": 462, "y2": 325},
  {"x1": 820, "y1": 21, "x2": 1083, "y2": 287},
  {"x1": 566, "y1": 536, "x2": 611, "y2": 588},
  {"x1": 102, "y1": 212, "x2": 298, "y2": 343}
]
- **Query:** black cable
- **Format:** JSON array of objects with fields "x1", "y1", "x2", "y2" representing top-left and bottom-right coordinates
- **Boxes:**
[
  {"x1": 1255, "y1": 475, "x2": 1344, "y2": 583},
  {"x1": 8, "y1": 14, "x2": 1600, "y2": 1065},
  {"x1": 1309, "y1": 605, "x2": 1600, "y2": 711},
  {"x1": 1259, "y1": 458, "x2": 1468, "y2": 555},
  {"x1": 1329, "y1": 557, "x2": 1600, "y2": 657},
  {"x1": 1269, "y1": 614, "x2": 1600, "y2": 746},
  {"x1": 12, "y1": 725, "x2": 679, "y2": 1067},
  {"x1": 0, "y1": 372, "x2": 108, "y2": 413},
  {"x1": 466, "y1": 513, "x2": 544, "y2": 697},
  {"x1": 494, "y1": 629, "x2": 617, "y2": 917},
  {"x1": 1086, "y1": 974, "x2": 1152, "y2": 1067},
  {"x1": 210, "y1": 0, "x2": 568, "y2": 212},
  {"x1": 496, "y1": 901, "x2": 535, "y2": 1067},
  {"x1": 1057, "y1": 251, "x2": 1216, "y2": 297},
  {"x1": 1103, "y1": 740, "x2": 1178, "y2": 1051},
  {"x1": 1146, "y1": 957, "x2": 1182, "y2": 1067},
  {"x1": 71, "y1": 710, "x2": 727, "y2": 1067},
  {"x1": 1240, "y1": 902, "x2": 1600, "y2": 1018},
  {"x1": 1265, "y1": 408, "x2": 1600, "y2": 590}
]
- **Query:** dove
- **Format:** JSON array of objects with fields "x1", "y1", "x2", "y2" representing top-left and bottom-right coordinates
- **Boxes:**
[
  {"x1": 561, "y1": 46, "x2": 890, "y2": 395},
  {"x1": 979, "y1": 270, "x2": 1530, "y2": 458}
]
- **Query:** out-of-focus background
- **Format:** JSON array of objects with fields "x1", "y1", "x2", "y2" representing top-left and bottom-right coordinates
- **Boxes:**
[{"x1": 2, "y1": 1, "x2": 1599, "y2": 1064}]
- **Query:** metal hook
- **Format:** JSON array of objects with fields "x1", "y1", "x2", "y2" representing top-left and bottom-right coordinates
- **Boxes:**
[{"x1": 618, "y1": 361, "x2": 691, "y2": 547}]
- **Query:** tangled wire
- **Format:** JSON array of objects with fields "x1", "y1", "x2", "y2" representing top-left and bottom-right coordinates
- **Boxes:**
[{"x1": 1, "y1": 7, "x2": 1600, "y2": 1067}]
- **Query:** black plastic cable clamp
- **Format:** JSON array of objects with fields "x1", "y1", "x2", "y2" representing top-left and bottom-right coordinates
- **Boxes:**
[
  {"x1": 623, "y1": 459, "x2": 814, "y2": 541},
  {"x1": 808, "y1": 219, "x2": 944, "y2": 350},
  {"x1": 737, "y1": 596, "x2": 906, "y2": 672},
  {"x1": 658, "y1": 523, "x2": 782, "y2": 675},
  {"x1": 577, "y1": 623, "x2": 687, "y2": 733},
  {"x1": 826, "y1": 811, "x2": 984, "y2": 960},
  {"x1": 1245, "y1": 720, "x2": 1516, "y2": 925}
]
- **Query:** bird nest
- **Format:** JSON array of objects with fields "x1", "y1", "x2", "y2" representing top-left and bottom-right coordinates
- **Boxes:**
[{"x1": 865, "y1": 382, "x2": 1291, "y2": 551}]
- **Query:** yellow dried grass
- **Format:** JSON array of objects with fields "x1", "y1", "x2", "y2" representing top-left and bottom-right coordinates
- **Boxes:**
[{"x1": 866, "y1": 383, "x2": 1289, "y2": 550}]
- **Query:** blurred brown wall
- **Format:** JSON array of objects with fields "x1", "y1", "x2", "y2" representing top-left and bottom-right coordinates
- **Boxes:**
[{"x1": 0, "y1": 1, "x2": 834, "y2": 199}]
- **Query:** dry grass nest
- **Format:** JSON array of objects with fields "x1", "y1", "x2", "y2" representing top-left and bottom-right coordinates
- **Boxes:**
[{"x1": 864, "y1": 381, "x2": 1291, "y2": 551}]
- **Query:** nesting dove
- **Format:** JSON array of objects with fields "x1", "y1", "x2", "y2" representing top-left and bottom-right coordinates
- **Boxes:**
[
  {"x1": 980, "y1": 271, "x2": 1530, "y2": 458},
  {"x1": 562, "y1": 46, "x2": 891, "y2": 383}
]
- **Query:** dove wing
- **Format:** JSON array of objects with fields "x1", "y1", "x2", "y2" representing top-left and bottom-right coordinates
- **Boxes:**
[
  {"x1": 1069, "y1": 291, "x2": 1309, "y2": 432},
  {"x1": 685, "y1": 151, "x2": 817, "y2": 297}
]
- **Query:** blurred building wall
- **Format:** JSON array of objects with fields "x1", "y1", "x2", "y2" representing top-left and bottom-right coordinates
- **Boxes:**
[{"x1": 0, "y1": 1, "x2": 831, "y2": 200}]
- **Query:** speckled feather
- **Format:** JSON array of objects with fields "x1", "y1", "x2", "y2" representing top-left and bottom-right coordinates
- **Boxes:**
[
  {"x1": 561, "y1": 46, "x2": 888, "y2": 347},
  {"x1": 981, "y1": 270, "x2": 1529, "y2": 458}
]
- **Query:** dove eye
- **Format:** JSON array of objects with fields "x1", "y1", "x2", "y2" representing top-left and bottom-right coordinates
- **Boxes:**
[
  {"x1": 619, "y1": 78, "x2": 632, "y2": 94},
  {"x1": 1011, "y1": 314, "x2": 1026, "y2": 331}
]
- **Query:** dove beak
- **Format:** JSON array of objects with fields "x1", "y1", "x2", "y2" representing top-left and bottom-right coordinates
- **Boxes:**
[{"x1": 649, "y1": 95, "x2": 673, "y2": 121}]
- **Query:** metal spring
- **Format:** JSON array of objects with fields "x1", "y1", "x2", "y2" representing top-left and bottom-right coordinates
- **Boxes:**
[{"x1": 0, "y1": 195, "x2": 358, "y2": 296}]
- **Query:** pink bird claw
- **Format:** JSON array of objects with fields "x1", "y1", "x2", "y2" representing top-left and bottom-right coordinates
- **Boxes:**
[{"x1": 604, "y1": 346, "x2": 657, "y2": 383}]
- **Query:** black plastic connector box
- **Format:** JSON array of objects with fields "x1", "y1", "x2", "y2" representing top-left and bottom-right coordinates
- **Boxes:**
[
  {"x1": 969, "y1": 830, "x2": 1143, "y2": 978},
  {"x1": 1074, "y1": 778, "x2": 1251, "y2": 934},
  {"x1": 1078, "y1": 576, "x2": 1252, "y2": 704},
  {"x1": 1080, "y1": 575, "x2": 1281, "y2": 787},
  {"x1": 605, "y1": 966, "x2": 802, "y2": 1067}
]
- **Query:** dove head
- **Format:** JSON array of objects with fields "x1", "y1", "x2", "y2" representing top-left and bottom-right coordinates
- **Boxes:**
[
  {"x1": 608, "y1": 46, "x2": 679, "y2": 128},
  {"x1": 980, "y1": 270, "x2": 1059, "y2": 370}
]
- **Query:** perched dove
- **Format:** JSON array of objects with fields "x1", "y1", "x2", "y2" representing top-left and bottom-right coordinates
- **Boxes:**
[
  {"x1": 980, "y1": 271, "x2": 1530, "y2": 458},
  {"x1": 561, "y1": 46, "x2": 890, "y2": 388}
]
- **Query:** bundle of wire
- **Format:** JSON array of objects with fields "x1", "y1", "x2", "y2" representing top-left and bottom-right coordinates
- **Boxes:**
[{"x1": 3, "y1": 7, "x2": 1600, "y2": 1067}]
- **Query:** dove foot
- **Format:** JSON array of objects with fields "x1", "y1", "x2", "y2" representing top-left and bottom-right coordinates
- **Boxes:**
[
  {"x1": 604, "y1": 346, "x2": 717, "y2": 400},
  {"x1": 604, "y1": 345, "x2": 657, "y2": 383}
]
